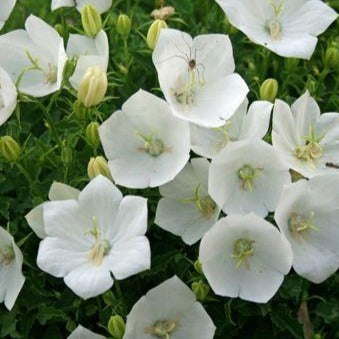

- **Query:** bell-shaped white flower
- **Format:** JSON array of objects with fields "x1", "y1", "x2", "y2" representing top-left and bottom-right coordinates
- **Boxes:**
[
  {"x1": 155, "y1": 158, "x2": 220, "y2": 245},
  {"x1": 0, "y1": 226, "x2": 25, "y2": 310},
  {"x1": 51, "y1": 0, "x2": 112, "y2": 13},
  {"x1": 67, "y1": 30, "x2": 109, "y2": 91},
  {"x1": 25, "y1": 182, "x2": 80, "y2": 239},
  {"x1": 209, "y1": 138, "x2": 291, "y2": 217},
  {"x1": 67, "y1": 325, "x2": 105, "y2": 339},
  {"x1": 273, "y1": 91, "x2": 339, "y2": 178},
  {"x1": 37, "y1": 175, "x2": 150, "y2": 299},
  {"x1": 191, "y1": 99, "x2": 272, "y2": 158},
  {"x1": 0, "y1": 15, "x2": 67, "y2": 97},
  {"x1": 0, "y1": 66, "x2": 17, "y2": 126},
  {"x1": 215, "y1": 0, "x2": 338, "y2": 59},
  {"x1": 99, "y1": 89, "x2": 190, "y2": 188},
  {"x1": 0, "y1": 0, "x2": 16, "y2": 30},
  {"x1": 275, "y1": 174, "x2": 339, "y2": 283},
  {"x1": 152, "y1": 28, "x2": 249, "y2": 128},
  {"x1": 124, "y1": 276, "x2": 216, "y2": 339},
  {"x1": 199, "y1": 213, "x2": 293, "y2": 303}
]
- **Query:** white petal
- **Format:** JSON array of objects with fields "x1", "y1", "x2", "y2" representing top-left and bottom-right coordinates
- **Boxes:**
[
  {"x1": 25, "y1": 203, "x2": 46, "y2": 239},
  {"x1": 51, "y1": 0, "x2": 74, "y2": 11},
  {"x1": 0, "y1": 66, "x2": 17, "y2": 126},
  {"x1": 75, "y1": 0, "x2": 112, "y2": 13},
  {"x1": 67, "y1": 325, "x2": 105, "y2": 339},
  {"x1": 0, "y1": 0, "x2": 16, "y2": 29}
]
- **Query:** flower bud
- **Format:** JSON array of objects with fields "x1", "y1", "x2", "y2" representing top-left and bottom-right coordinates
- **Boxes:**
[
  {"x1": 324, "y1": 47, "x2": 339, "y2": 70},
  {"x1": 78, "y1": 66, "x2": 108, "y2": 108},
  {"x1": 88, "y1": 156, "x2": 112, "y2": 180},
  {"x1": 108, "y1": 315, "x2": 125, "y2": 339},
  {"x1": 260, "y1": 78, "x2": 278, "y2": 103},
  {"x1": 116, "y1": 14, "x2": 132, "y2": 37},
  {"x1": 61, "y1": 144, "x2": 73, "y2": 166},
  {"x1": 0, "y1": 136, "x2": 21, "y2": 162},
  {"x1": 147, "y1": 19, "x2": 168, "y2": 50},
  {"x1": 192, "y1": 280, "x2": 210, "y2": 301},
  {"x1": 194, "y1": 260, "x2": 203, "y2": 274},
  {"x1": 86, "y1": 122, "x2": 100, "y2": 149},
  {"x1": 81, "y1": 4, "x2": 102, "y2": 37},
  {"x1": 63, "y1": 57, "x2": 77, "y2": 83}
]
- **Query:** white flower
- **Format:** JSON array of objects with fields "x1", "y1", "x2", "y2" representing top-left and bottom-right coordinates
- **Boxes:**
[
  {"x1": 191, "y1": 99, "x2": 272, "y2": 158},
  {"x1": 272, "y1": 91, "x2": 339, "y2": 178},
  {"x1": 275, "y1": 174, "x2": 339, "y2": 283},
  {"x1": 152, "y1": 28, "x2": 249, "y2": 128},
  {"x1": 199, "y1": 213, "x2": 293, "y2": 303},
  {"x1": 123, "y1": 276, "x2": 216, "y2": 339},
  {"x1": 0, "y1": 0, "x2": 16, "y2": 30},
  {"x1": 215, "y1": 0, "x2": 338, "y2": 59},
  {"x1": 0, "y1": 226, "x2": 25, "y2": 311},
  {"x1": 99, "y1": 89, "x2": 190, "y2": 188},
  {"x1": 66, "y1": 30, "x2": 109, "y2": 91},
  {"x1": 155, "y1": 158, "x2": 220, "y2": 245},
  {"x1": 0, "y1": 15, "x2": 67, "y2": 97},
  {"x1": 209, "y1": 138, "x2": 291, "y2": 217},
  {"x1": 25, "y1": 181, "x2": 80, "y2": 239},
  {"x1": 37, "y1": 175, "x2": 150, "y2": 299},
  {"x1": 0, "y1": 66, "x2": 17, "y2": 126},
  {"x1": 67, "y1": 325, "x2": 105, "y2": 339},
  {"x1": 51, "y1": 0, "x2": 112, "y2": 13}
]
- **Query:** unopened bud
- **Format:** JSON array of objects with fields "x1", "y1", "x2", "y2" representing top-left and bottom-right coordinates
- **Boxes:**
[
  {"x1": 61, "y1": 144, "x2": 73, "y2": 165},
  {"x1": 194, "y1": 260, "x2": 203, "y2": 274},
  {"x1": 86, "y1": 122, "x2": 100, "y2": 149},
  {"x1": 324, "y1": 47, "x2": 339, "y2": 70},
  {"x1": 108, "y1": 315, "x2": 125, "y2": 339},
  {"x1": 260, "y1": 78, "x2": 278, "y2": 103},
  {"x1": 81, "y1": 4, "x2": 102, "y2": 37},
  {"x1": 116, "y1": 14, "x2": 132, "y2": 37},
  {"x1": 0, "y1": 136, "x2": 21, "y2": 162},
  {"x1": 192, "y1": 280, "x2": 210, "y2": 301},
  {"x1": 88, "y1": 156, "x2": 112, "y2": 180},
  {"x1": 78, "y1": 66, "x2": 108, "y2": 107},
  {"x1": 147, "y1": 19, "x2": 168, "y2": 50}
]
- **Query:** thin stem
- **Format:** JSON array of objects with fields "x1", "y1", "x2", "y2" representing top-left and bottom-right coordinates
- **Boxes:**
[{"x1": 15, "y1": 163, "x2": 43, "y2": 198}]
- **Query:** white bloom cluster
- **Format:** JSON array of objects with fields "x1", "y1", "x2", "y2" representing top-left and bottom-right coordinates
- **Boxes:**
[{"x1": 0, "y1": 0, "x2": 338, "y2": 337}]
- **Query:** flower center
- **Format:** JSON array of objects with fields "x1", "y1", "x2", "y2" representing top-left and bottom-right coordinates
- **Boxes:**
[
  {"x1": 294, "y1": 124, "x2": 324, "y2": 167},
  {"x1": 144, "y1": 319, "x2": 179, "y2": 338},
  {"x1": 0, "y1": 245, "x2": 15, "y2": 266},
  {"x1": 288, "y1": 211, "x2": 319, "y2": 239},
  {"x1": 266, "y1": 0, "x2": 285, "y2": 40},
  {"x1": 87, "y1": 217, "x2": 111, "y2": 266},
  {"x1": 237, "y1": 164, "x2": 263, "y2": 191},
  {"x1": 231, "y1": 238, "x2": 255, "y2": 269},
  {"x1": 194, "y1": 185, "x2": 217, "y2": 220},
  {"x1": 138, "y1": 132, "x2": 170, "y2": 157},
  {"x1": 215, "y1": 121, "x2": 234, "y2": 150}
]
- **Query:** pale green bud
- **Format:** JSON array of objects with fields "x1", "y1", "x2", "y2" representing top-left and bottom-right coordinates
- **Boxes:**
[
  {"x1": 86, "y1": 122, "x2": 100, "y2": 149},
  {"x1": 194, "y1": 260, "x2": 203, "y2": 274},
  {"x1": 108, "y1": 315, "x2": 125, "y2": 339},
  {"x1": 147, "y1": 19, "x2": 168, "y2": 50},
  {"x1": 192, "y1": 280, "x2": 210, "y2": 301},
  {"x1": 260, "y1": 78, "x2": 279, "y2": 103},
  {"x1": 61, "y1": 144, "x2": 73, "y2": 165},
  {"x1": 0, "y1": 136, "x2": 21, "y2": 162},
  {"x1": 116, "y1": 14, "x2": 132, "y2": 37},
  {"x1": 87, "y1": 156, "x2": 112, "y2": 180},
  {"x1": 81, "y1": 4, "x2": 102, "y2": 37},
  {"x1": 324, "y1": 47, "x2": 339, "y2": 70},
  {"x1": 78, "y1": 66, "x2": 108, "y2": 108}
]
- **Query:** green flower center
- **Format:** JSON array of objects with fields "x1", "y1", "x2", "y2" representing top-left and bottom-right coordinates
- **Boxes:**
[
  {"x1": 138, "y1": 133, "x2": 169, "y2": 157},
  {"x1": 294, "y1": 124, "x2": 324, "y2": 167},
  {"x1": 87, "y1": 217, "x2": 111, "y2": 266},
  {"x1": 232, "y1": 238, "x2": 255, "y2": 269},
  {"x1": 0, "y1": 245, "x2": 15, "y2": 266},
  {"x1": 144, "y1": 319, "x2": 179, "y2": 338},
  {"x1": 288, "y1": 211, "x2": 319, "y2": 239},
  {"x1": 237, "y1": 164, "x2": 263, "y2": 191}
]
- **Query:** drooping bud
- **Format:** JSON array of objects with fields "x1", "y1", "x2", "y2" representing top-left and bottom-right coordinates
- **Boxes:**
[
  {"x1": 86, "y1": 122, "x2": 100, "y2": 149},
  {"x1": 116, "y1": 14, "x2": 132, "y2": 37},
  {"x1": 147, "y1": 19, "x2": 168, "y2": 50},
  {"x1": 324, "y1": 46, "x2": 339, "y2": 70},
  {"x1": 191, "y1": 280, "x2": 210, "y2": 301},
  {"x1": 259, "y1": 78, "x2": 279, "y2": 103},
  {"x1": 194, "y1": 260, "x2": 203, "y2": 274},
  {"x1": 108, "y1": 315, "x2": 125, "y2": 339},
  {"x1": 0, "y1": 136, "x2": 21, "y2": 162},
  {"x1": 81, "y1": 4, "x2": 102, "y2": 37},
  {"x1": 87, "y1": 156, "x2": 112, "y2": 180},
  {"x1": 78, "y1": 66, "x2": 108, "y2": 108}
]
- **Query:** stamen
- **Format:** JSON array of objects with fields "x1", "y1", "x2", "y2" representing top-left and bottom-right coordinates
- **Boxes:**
[
  {"x1": 237, "y1": 164, "x2": 263, "y2": 191},
  {"x1": 194, "y1": 185, "x2": 217, "y2": 219},
  {"x1": 0, "y1": 245, "x2": 15, "y2": 266},
  {"x1": 232, "y1": 238, "x2": 255, "y2": 269},
  {"x1": 288, "y1": 211, "x2": 319, "y2": 240},
  {"x1": 138, "y1": 133, "x2": 171, "y2": 157},
  {"x1": 144, "y1": 319, "x2": 179, "y2": 338}
]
